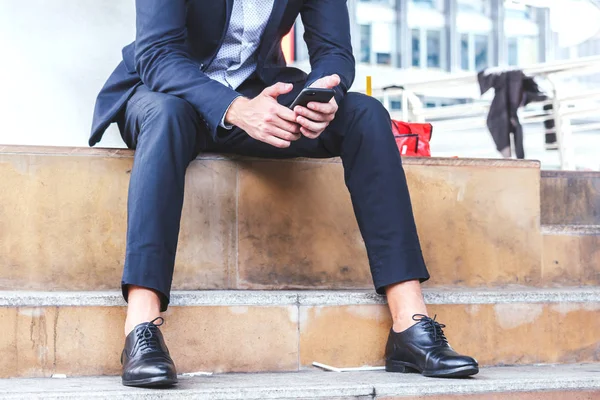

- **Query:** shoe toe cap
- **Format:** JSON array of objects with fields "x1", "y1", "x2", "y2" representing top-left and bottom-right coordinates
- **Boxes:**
[
  {"x1": 141, "y1": 361, "x2": 176, "y2": 378},
  {"x1": 124, "y1": 357, "x2": 177, "y2": 381},
  {"x1": 443, "y1": 354, "x2": 478, "y2": 368},
  {"x1": 433, "y1": 349, "x2": 478, "y2": 369}
]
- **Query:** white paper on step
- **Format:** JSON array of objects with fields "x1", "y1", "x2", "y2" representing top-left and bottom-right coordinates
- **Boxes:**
[
  {"x1": 180, "y1": 371, "x2": 214, "y2": 377},
  {"x1": 312, "y1": 362, "x2": 385, "y2": 372}
]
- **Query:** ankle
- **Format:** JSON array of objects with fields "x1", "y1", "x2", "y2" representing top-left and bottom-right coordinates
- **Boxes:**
[
  {"x1": 125, "y1": 314, "x2": 161, "y2": 336},
  {"x1": 385, "y1": 281, "x2": 429, "y2": 333},
  {"x1": 124, "y1": 286, "x2": 162, "y2": 336},
  {"x1": 392, "y1": 312, "x2": 428, "y2": 333}
]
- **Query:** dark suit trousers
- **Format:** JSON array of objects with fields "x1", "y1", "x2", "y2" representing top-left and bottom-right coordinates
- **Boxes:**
[{"x1": 117, "y1": 80, "x2": 429, "y2": 311}]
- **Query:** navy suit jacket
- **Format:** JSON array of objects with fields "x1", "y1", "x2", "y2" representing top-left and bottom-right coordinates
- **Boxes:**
[{"x1": 89, "y1": 0, "x2": 355, "y2": 146}]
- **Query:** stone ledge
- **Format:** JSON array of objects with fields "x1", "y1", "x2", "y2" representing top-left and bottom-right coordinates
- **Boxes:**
[
  {"x1": 541, "y1": 170, "x2": 600, "y2": 226},
  {"x1": 2, "y1": 287, "x2": 599, "y2": 307},
  {"x1": 542, "y1": 170, "x2": 600, "y2": 178},
  {"x1": 542, "y1": 224, "x2": 600, "y2": 236},
  {"x1": 0, "y1": 364, "x2": 598, "y2": 400},
  {"x1": 0, "y1": 146, "x2": 542, "y2": 291},
  {"x1": 0, "y1": 144, "x2": 540, "y2": 168}
]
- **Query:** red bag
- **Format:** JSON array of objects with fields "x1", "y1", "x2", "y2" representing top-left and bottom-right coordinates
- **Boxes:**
[{"x1": 392, "y1": 120, "x2": 433, "y2": 157}]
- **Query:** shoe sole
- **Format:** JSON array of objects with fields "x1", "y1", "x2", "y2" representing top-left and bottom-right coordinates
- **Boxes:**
[
  {"x1": 386, "y1": 360, "x2": 479, "y2": 378},
  {"x1": 122, "y1": 376, "x2": 178, "y2": 388}
]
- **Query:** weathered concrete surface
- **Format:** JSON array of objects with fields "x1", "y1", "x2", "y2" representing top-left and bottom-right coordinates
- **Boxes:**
[
  {"x1": 0, "y1": 151, "x2": 237, "y2": 291},
  {"x1": 299, "y1": 302, "x2": 600, "y2": 369},
  {"x1": 541, "y1": 171, "x2": 600, "y2": 226},
  {"x1": 0, "y1": 147, "x2": 544, "y2": 291},
  {"x1": 542, "y1": 226, "x2": 600, "y2": 286},
  {"x1": 0, "y1": 289, "x2": 598, "y2": 378},
  {"x1": 0, "y1": 364, "x2": 598, "y2": 399}
]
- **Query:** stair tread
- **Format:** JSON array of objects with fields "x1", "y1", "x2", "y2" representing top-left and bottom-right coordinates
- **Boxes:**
[
  {"x1": 0, "y1": 145, "x2": 541, "y2": 168},
  {"x1": 1, "y1": 364, "x2": 599, "y2": 399},
  {"x1": 542, "y1": 224, "x2": 600, "y2": 235},
  {"x1": 2, "y1": 287, "x2": 600, "y2": 307}
]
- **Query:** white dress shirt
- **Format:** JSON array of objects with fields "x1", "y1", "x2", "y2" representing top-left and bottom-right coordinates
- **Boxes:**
[{"x1": 204, "y1": 0, "x2": 276, "y2": 127}]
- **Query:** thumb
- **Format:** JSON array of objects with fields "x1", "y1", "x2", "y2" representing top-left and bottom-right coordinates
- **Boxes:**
[
  {"x1": 311, "y1": 74, "x2": 341, "y2": 89},
  {"x1": 262, "y1": 82, "x2": 293, "y2": 99}
]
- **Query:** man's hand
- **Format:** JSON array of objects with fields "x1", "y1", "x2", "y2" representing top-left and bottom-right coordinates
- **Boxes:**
[
  {"x1": 225, "y1": 83, "x2": 301, "y2": 148},
  {"x1": 294, "y1": 74, "x2": 340, "y2": 139}
]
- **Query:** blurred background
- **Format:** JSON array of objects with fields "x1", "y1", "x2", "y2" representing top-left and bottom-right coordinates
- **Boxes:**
[{"x1": 0, "y1": 0, "x2": 599, "y2": 169}]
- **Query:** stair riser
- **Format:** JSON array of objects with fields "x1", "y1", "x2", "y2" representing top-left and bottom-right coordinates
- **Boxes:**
[
  {"x1": 300, "y1": 303, "x2": 600, "y2": 371},
  {"x1": 2, "y1": 301, "x2": 598, "y2": 378},
  {"x1": 543, "y1": 232, "x2": 600, "y2": 285},
  {"x1": 1, "y1": 151, "x2": 543, "y2": 290},
  {"x1": 541, "y1": 171, "x2": 600, "y2": 226}
]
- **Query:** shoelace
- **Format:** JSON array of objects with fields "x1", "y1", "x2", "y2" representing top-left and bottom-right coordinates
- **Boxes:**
[
  {"x1": 137, "y1": 316, "x2": 165, "y2": 354},
  {"x1": 412, "y1": 314, "x2": 448, "y2": 344}
]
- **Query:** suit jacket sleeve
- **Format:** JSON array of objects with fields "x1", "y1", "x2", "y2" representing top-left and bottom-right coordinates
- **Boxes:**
[
  {"x1": 134, "y1": 0, "x2": 240, "y2": 140},
  {"x1": 301, "y1": 0, "x2": 356, "y2": 104}
]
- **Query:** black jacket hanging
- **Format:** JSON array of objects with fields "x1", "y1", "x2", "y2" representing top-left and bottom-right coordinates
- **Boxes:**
[{"x1": 478, "y1": 69, "x2": 547, "y2": 159}]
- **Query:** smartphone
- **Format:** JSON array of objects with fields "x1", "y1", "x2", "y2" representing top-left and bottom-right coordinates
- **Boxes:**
[{"x1": 290, "y1": 88, "x2": 335, "y2": 109}]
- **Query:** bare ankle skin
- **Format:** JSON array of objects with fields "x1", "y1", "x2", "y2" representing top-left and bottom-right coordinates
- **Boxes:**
[
  {"x1": 124, "y1": 285, "x2": 162, "y2": 336},
  {"x1": 386, "y1": 280, "x2": 429, "y2": 333}
]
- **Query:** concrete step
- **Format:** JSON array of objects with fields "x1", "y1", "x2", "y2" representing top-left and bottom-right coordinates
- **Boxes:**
[
  {"x1": 2, "y1": 146, "x2": 543, "y2": 291},
  {"x1": 2, "y1": 288, "x2": 599, "y2": 379},
  {"x1": 541, "y1": 170, "x2": 600, "y2": 226},
  {"x1": 542, "y1": 225, "x2": 600, "y2": 286},
  {"x1": 0, "y1": 364, "x2": 599, "y2": 399}
]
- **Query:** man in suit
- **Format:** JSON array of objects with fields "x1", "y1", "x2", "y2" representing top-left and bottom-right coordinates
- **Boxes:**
[{"x1": 91, "y1": 0, "x2": 478, "y2": 388}]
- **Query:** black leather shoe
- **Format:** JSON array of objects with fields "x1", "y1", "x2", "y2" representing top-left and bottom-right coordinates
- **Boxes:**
[
  {"x1": 385, "y1": 314, "x2": 478, "y2": 378},
  {"x1": 121, "y1": 317, "x2": 178, "y2": 387}
]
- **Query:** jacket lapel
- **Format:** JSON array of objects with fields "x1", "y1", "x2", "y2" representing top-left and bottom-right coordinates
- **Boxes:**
[
  {"x1": 223, "y1": 0, "x2": 234, "y2": 42},
  {"x1": 258, "y1": 0, "x2": 289, "y2": 63},
  {"x1": 225, "y1": 0, "x2": 234, "y2": 15}
]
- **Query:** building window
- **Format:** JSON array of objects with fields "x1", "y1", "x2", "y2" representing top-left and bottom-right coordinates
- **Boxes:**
[
  {"x1": 412, "y1": 0, "x2": 434, "y2": 7},
  {"x1": 376, "y1": 52, "x2": 392, "y2": 65},
  {"x1": 390, "y1": 99, "x2": 402, "y2": 110},
  {"x1": 505, "y1": 4, "x2": 533, "y2": 20},
  {"x1": 412, "y1": 28, "x2": 446, "y2": 70},
  {"x1": 411, "y1": 0, "x2": 445, "y2": 11},
  {"x1": 507, "y1": 37, "x2": 518, "y2": 66},
  {"x1": 460, "y1": 33, "x2": 469, "y2": 70},
  {"x1": 360, "y1": 24, "x2": 372, "y2": 63},
  {"x1": 427, "y1": 30, "x2": 441, "y2": 68},
  {"x1": 474, "y1": 34, "x2": 489, "y2": 71},
  {"x1": 412, "y1": 29, "x2": 421, "y2": 67},
  {"x1": 457, "y1": 0, "x2": 489, "y2": 15},
  {"x1": 459, "y1": 33, "x2": 490, "y2": 71},
  {"x1": 520, "y1": 36, "x2": 539, "y2": 65}
]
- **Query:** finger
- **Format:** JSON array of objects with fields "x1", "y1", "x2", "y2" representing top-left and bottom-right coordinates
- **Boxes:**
[
  {"x1": 266, "y1": 125, "x2": 301, "y2": 142},
  {"x1": 310, "y1": 74, "x2": 341, "y2": 89},
  {"x1": 324, "y1": 74, "x2": 341, "y2": 88},
  {"x1": 274, "y1": 103, "x2": 299, "y2": 124},
  {"x1": 261, "y1": 134, "x2": 292, "y2": 149},
  {"x1": 294, "y1": 106, "x2": 329, "y2": 122},
  {"x1": 262, "y1": 82, "x2": 293, "y2": 99},
  {"x1": 272, "y1": 115, "x2": 301, "y2": 134},
  {"x1": 307, "y1": 101, "x2": 337, "y2": 115},
  {"x1": 300, "y1": 126, "x2": 322, "y2": 139},
  {"x1": 297, "y1": 116, "x2": 328, "y2": 132}
]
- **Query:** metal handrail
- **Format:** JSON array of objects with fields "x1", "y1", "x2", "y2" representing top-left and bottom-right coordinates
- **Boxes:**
[
  {"x1": 378, "y1": 56, "x2": 600, "y2": 170},
  {"x1": 372, "y1": 55, "x2": 600, "y2": 97}
]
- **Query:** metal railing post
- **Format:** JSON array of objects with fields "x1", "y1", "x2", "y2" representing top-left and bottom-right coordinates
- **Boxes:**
[
  {"x1": 383, "y1": 90, "x2": 391, "y2": 112},
  {"x1": 401, "y1": 90, "x2": 409, "y2": 121},
  {"x1": 547, "y1": 77, "x2": 575, "y2": 170}
]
